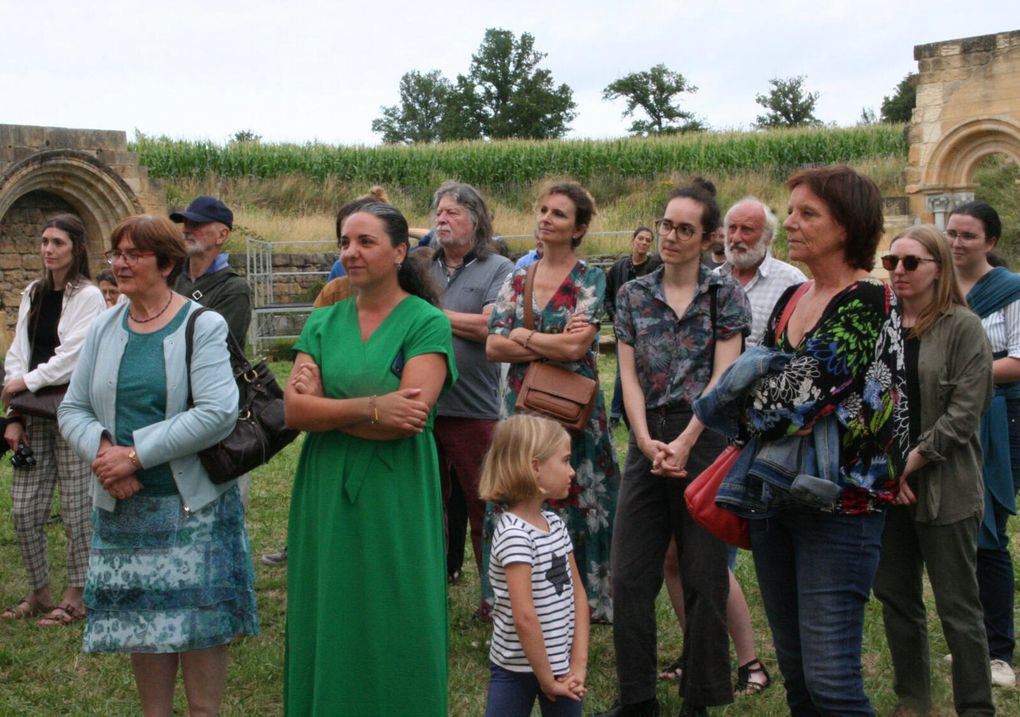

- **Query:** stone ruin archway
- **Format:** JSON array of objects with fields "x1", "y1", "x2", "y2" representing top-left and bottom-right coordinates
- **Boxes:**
[
  {"x1": 906, "y1": 30, "x2": 1020, "y2": 227},
  {"x1": 0, "y1": 149, "x2": 145, "y2": 258},
  {"x1": 0, "y1": 124, "x2": 165, "y2": 345}
]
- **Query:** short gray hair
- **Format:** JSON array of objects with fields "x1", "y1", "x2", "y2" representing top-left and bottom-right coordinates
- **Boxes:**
[
  {"x1": 724, "y1": 197, "x2": 778, "y2": 245},
  {"x1": 431, "y1": 181, "x2": 494, "y2": 256}
]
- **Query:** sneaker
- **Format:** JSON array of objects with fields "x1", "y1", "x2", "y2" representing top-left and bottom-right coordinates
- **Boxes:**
[
  {"x1": 990, "y1": 658, "x2": 1016, "y2": 688},
  {"x1": 261, "y1": 547, "x2": 288, "y2": 566}
]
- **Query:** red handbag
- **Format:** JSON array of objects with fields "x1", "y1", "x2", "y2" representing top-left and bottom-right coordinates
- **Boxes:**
[{"x1": 684, "y1": 445, "x2": 751, "y2": 549}]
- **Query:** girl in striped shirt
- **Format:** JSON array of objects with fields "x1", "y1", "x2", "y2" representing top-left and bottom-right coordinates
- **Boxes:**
[{"x1": 480, "y1": 414, "x2": 589, "y2": 716}]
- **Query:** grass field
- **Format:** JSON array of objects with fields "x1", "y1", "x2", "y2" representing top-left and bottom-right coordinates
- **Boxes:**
[{"x1": 1, "y1": 354, "x2": 1018, "y2": 715}]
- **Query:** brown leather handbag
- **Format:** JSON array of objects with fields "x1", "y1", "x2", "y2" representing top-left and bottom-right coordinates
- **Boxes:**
[
  {"x1": 8, "y1": 385, "x2": 68, "y2": 420},
  {"x1": 514, "y1": 262, "x2": 598, "y2": 434}
]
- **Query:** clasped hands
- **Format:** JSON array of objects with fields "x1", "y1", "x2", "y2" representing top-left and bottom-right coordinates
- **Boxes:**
[
  {"x1": 541, "y1": 666, "x2": 586, "y2": 703},
  {"x1": 93, "y1": 440, "x2": 142, "y2": 500},
  {"x1": 288, "y1": 361, "x2": 429, "y2": 434},
  {"x1": 638, "y1": 435, "x2": 692, "y2": 478}
]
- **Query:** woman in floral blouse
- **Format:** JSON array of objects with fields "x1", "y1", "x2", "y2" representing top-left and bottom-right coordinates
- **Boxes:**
[
  {"x1": 601, "y1": 179, "x2": 750, "y2": 717},
  {"x1": 744, "y1": 165, "x2": 908, "y2": 716},
  {"x1": 485, "y1": 182, "x2": 620, "y2": 624}
]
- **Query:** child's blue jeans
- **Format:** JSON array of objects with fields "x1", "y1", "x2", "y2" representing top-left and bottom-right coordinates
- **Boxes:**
[{"x1": 485, "y1": 663, "x2": 583, "y2": 717}]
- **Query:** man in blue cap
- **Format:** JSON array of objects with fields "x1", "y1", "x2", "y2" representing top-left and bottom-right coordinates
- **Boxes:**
[{"x1": 170, "y1": 195, "x2": 251, "y2": 346}]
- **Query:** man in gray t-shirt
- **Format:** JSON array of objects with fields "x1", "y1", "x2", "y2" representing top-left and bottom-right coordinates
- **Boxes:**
[{"x1": 426, "y1": 182, "x2": 513, "y2": 588}]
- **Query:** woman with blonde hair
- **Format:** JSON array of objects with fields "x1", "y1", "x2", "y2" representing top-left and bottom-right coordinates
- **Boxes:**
[{"x1": 873, "y1": 224, "x2": 995, "y2": 716}]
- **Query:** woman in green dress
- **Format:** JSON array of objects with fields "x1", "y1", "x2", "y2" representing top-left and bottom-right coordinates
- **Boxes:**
[{"x1": 283, "y1": 202, "x2": 456, "y2": 716}]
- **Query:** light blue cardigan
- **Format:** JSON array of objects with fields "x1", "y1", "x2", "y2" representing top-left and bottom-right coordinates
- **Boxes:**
[{"x1": 58, "y1": 301, "x2": 238, "y2": 513}]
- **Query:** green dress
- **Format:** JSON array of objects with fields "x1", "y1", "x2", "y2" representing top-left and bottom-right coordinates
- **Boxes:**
[{"x1": 284, "y1": 296, "x2": 456, "y2": 717}]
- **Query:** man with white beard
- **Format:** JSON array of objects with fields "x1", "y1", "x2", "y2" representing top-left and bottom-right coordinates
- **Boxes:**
[{"x1": 716, "y1": 197, "x2": 806, "y2": 347}]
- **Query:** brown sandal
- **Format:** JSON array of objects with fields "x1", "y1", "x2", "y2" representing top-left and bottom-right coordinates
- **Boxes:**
[
  {"x1": 1, "y1": 599, "x2": 53, "y2": 620},
  {"x1": 36, "y1": 604, "x2": 85, "y2": 627}
]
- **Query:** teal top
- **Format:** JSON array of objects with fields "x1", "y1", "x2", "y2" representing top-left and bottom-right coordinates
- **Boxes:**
[{"x1": 116, "y1": 304, "x2": 189, "y2": 496}]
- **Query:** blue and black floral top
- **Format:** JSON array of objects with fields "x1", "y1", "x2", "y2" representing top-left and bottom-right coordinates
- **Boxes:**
[{"x1": 748, "y1": 279, "x2": 909, "y2": 513}]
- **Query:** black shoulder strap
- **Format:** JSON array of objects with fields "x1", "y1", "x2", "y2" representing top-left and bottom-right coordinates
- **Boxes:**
[
  {"x1": 186, "y1": 268, "x2": 235, "y2": 302},
  {"x1": 709, "y1": 283, "x2": 719, "y2": 364},
  {"x1": 185, "y1": 307, "x2": 250, "y2": 408}
]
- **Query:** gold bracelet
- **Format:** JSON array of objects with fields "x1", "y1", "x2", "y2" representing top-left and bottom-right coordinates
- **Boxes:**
[
  {"x1": 128, "y1": 448, "x2": 141, "y2": 469},
  {"x1": 524, "y1": 330, "x2": 536, "y2": 350},
  {"x1": 368, "y1": 395, "x2": 379, "y2": 424}
]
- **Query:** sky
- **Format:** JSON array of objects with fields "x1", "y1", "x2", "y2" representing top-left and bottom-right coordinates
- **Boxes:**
[{"x1": 2, "y1": 0, "x2": 1016, "y2": 146}]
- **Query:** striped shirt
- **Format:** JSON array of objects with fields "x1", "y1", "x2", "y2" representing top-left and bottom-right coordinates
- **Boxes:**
[
  {"x1": 980, "y1": 299, "x2": 1020, "y2": 358},
  {"x1": 488, "y1": 511, "x2": 576, "y2": 674},
  {"x1": 716, "y1": 252, "x2": 807, "y2": 347}
]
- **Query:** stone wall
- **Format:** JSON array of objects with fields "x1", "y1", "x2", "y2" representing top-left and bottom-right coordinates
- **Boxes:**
[
  {"x1": 906, "y1": 30, "x2": 1020, "y2": 224},
  {"x1": 0, "y1": 124, "x2": 166, "y2": 347}
]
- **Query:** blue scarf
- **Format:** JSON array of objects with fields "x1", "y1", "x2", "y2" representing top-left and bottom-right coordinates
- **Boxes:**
[{"x1": 966, "y1": 266, "x2": 1020, "y2": 319}]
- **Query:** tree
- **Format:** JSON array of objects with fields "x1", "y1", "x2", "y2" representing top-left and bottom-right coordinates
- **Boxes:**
[
  {"x1": 602, "y1": 64, "x2": 705, "y2": 135},
  {"x1": 459, "y1": 28, "x2": 576, "y2": 140},
  {"x1": 880, "y1": 73, "x2": 919, "y2": 124},
  {"x1": 858, "y1": 107, "x2": 878, "y2": 126},
  {"x1": 371, "y1": 70, "x2": 452, "y2": 144},
  {"x1": 754, "y1": 76, "x2": 822, "y2": 129},
  {"x1": 371, "y1": 28, "x2": 576, "y2": 142},
  {"x1": 231, "y1": 129, "x2": 261, "y2": 144}
]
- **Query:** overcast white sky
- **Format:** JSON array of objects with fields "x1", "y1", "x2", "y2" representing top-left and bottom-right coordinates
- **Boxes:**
[{"x1": 2, "y1": 1, "x2": 1015, "y2": 146}]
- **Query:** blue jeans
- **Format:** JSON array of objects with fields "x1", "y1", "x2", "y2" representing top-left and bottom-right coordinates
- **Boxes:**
[
  {"x1": 485, "y1": 663, "x2": 583, "y2": 717},
  {"x1": 750, "y1": 507, "x2": 885, "y2": 716},
  {"x1": 610, "y1": 363, "x2": 624, "y2": 419}
]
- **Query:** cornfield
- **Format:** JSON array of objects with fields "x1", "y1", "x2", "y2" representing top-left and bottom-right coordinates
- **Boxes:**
[{"x1": 133, "y1": 125, "x2": 908, "y2": 187}]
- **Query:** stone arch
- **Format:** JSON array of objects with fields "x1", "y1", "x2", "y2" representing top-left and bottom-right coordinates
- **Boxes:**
[
  {"x1": 921, "y1": 117, "x2": 1020, "y2": 189},
  {"x1": 0, "y1": 149, "x2": 144, "y2": 258},
  {"x1": 905, "y1": 29, "x2": 1020, "y2": 226}
]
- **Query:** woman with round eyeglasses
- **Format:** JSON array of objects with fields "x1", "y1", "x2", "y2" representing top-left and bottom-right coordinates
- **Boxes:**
[
  {"x1": 599, "y1": 179, "x2": 749, "y2": 717},
  {"x1": 872, "y1": 225, "x2": 995, "y2": 716},
  {"x1": 947, "y1": 200, "x2": 1020, "y2": 688},
  {"x1": 59, "y1": 215, "x2": 258, "y2": 716},
  {"x1": 2, "y1": 214, "x2": 106, "y2": 625}
]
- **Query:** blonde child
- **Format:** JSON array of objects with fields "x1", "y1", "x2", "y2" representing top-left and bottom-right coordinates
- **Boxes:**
[{"x1": 479, "y1": 414, "x2": 589, "y2": 717}]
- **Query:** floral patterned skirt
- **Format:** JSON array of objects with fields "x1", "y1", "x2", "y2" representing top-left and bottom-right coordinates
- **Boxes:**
[{"x1": 83, "y1": 485, "x2": 259, "y2": 654}]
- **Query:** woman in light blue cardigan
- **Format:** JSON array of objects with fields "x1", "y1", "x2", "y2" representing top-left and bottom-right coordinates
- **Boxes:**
[{"x1": 58, "y1": 214, "x2": 258, "y2": 717}]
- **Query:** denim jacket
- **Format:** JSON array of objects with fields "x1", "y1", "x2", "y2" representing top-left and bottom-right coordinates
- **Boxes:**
[{"x1": 694, "y1": 346, "x2": 843, "y2": 515}]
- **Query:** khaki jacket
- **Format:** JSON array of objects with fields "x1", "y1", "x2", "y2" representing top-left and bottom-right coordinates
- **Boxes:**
[{"x1": 912, "y1": 304, "x2": 993, "y2": 524}]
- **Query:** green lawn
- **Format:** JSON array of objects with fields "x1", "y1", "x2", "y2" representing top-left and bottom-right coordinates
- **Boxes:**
[{"x1": 1, "y1": 354, "x2": 1017, "y2": 715}]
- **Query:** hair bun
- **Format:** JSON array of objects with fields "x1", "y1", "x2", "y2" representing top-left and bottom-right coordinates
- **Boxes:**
[{"x1": 690, "y1": 177, "x2": 717, "y2": 197}]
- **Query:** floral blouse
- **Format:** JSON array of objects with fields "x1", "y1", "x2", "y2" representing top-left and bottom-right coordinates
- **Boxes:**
[
  {"x1": 615, "y1": 265, "x2": 751, "y2": 409},
  {"x1": 748, "y1": 279, "x2": 909, "y2": 513}
]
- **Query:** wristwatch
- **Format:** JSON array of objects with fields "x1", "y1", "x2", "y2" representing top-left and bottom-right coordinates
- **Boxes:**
[{"x1": 128, "y1": 448, "x2": 141, "y2": 469}]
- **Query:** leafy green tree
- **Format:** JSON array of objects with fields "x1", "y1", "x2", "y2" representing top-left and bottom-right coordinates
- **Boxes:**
[
  {"x1": 754, "y1": 76, "x2": 822, "y2": 129},
  {"x1": 880, "y1": 73, "x2": 919, "y2": 124},
  {"x1": 231, "y1": 129, "x2": 262, "y2": 144},
  {"x1": 372, "y1": 70, "x2": 452, "y2": 144},
  {"x1": 459, "y1": 28, "x2": 577, "y2": 140},
  {"x1": 602, "y1": 63, "x2": 705, "y2": 135}
]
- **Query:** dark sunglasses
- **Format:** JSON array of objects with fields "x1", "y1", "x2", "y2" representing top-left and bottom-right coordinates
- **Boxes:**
[{"x1": 881, "y1": 254, "x2": 937, "y2": 272}]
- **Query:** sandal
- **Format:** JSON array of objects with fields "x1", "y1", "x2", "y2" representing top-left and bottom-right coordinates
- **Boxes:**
[
  {"x1": 658, "y1": 655, "x2": 685, "y2": 682},
  {"x1": 36, "y1": 604, "x2": 85, "y2": 627},
  {"x1": 735, "y1": 658, "x2": 771, "y2": 695},
  {"x1": 1, "y1": 599, "x2": 53, "y2": 620}
]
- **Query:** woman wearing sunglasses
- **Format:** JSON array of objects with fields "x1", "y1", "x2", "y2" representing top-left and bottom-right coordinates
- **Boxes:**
[
  {"x1": 948, "y1": 200, "x2": 1020, "y2": 688},
  {"x1": 872, "y1": 225, "x2": 995, "y2": 716}
]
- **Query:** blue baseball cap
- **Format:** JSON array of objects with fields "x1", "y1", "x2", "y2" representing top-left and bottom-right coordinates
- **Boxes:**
[{"x1": 170, "y1": 196, "x2": 233, "y2": 229}]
